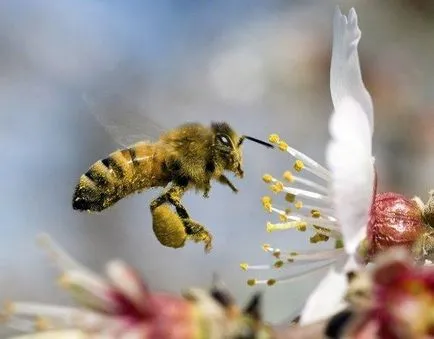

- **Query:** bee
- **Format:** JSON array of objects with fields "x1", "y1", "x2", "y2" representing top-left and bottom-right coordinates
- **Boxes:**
[{"x1": 73, "y1": 87, "x2": 273, "y2": 252}]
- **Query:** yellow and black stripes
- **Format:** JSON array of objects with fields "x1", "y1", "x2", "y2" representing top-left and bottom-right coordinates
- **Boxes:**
[{"x1": 72, "y1": 147, "x2": 140, "y2": 212}]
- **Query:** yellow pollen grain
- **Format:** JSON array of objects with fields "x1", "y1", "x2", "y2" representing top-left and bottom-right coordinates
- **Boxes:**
[
  {"x1": 247, "y1": 279, "x2": 257, "y2": 286},
  {"x1": 267, "y1": 279, "x2": 277, "y2": 286},
  {"x1": 278, "y1": 141, "x2": 288, "y2": 151},
  {"x1": 311, "y1": 209, "x2": 321, "y2": 218},
  {"x1": 294, "y1": 201, "x2": 303, "y2": 209},
  {"x1": 296, "y1": 221, "x2": 307, "y2": 232},
  {"x1": 274, "y1": 260, "x2": 284, "y2": 268},
  {"x1": 270, "y1": 182, "x2": 284, "y2": 193},
  {"x1": 262, "y1": 174, "x2": 273, "y2": 183},
  {"x1": 283, "y1": 171, "x2": 294, "y2": 182},
  {"x1": 240, "y1": 263, "x2": 249, "y2": 271},
  {"x1": 285, "y1": 193, "x2": 296, "y2": 203},
  {"x1": 268, "y1": 134, "x2": 280, "y2": 144},
  {"x1": 294, "y1": 160, "x2": 304, "y2": 172}
]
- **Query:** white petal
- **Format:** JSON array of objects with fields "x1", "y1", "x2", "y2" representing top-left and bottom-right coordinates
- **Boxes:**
[
  {"x1": 331, "y1": 7, "x2": 374, "y2": 136},
  {"x1": 326, "y1": 97, "x2": 374, "y2": 255},
  {"x1": 299, "y1": 267, "x2": 348, "y2": 325}
]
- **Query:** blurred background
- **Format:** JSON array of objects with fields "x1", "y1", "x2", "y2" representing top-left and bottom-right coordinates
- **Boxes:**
[{"x1": 1, "y1": 0, "x2": 434, "y2": 335}]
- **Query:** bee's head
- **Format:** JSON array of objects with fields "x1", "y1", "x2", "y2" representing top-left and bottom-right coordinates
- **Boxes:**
[
  {"x1": 211, "y1": 122, "x2": 274, "y2": 178},
  {"x1": 211, "y1": 122, "x2": 244, "y2": 178}
]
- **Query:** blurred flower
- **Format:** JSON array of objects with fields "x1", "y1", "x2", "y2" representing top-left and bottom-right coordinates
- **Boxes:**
[
  {"x1": 1, "y1": 234, "x2": 274, "y2": 339},
  {"x1": 341, "y1": 247, "x2": 434, "y2": 339}
]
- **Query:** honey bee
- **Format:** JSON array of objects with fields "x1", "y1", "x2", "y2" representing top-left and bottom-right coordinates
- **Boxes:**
[{"x1": 73, "y1": 88, "x2": 273, "y2": 253}]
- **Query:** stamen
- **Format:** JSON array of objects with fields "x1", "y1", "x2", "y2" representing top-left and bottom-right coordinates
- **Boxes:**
[
  {"x1": 263, "y1": 246, "x2": 346, "y2": 263},
  {"x1": 283, "y1": 171, "x2": 328, "y2": 194},
  {"x1": 263, "y1": 175, "x2": 330, "y2": 202},
  {"x1": 267, "y1": 206, "x2": 340, "y2": 231},
  {"x1": 58, "y1": 270, "x2": 119, "y2": 313},
  {"x1": 246, "y1": 261, "x2": 336, "y2": 286},
  {"x1": 36, "y1": 234, "x2": 85, "y2": 272}
]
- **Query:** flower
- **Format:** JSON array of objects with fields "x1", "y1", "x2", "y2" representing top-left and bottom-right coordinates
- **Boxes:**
[
  {"x1": 1, "y1": 234, "x2": 274, "y2": 339},
  {"x1": 241, "y1": 5, "x2": 434, "y2": 288},
  {"x1": 341, "y1": 247, "x2": 434, "y2": 339}
]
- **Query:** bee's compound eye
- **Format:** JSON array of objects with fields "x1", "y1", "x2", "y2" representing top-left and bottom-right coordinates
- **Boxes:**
[{"x1": 218, "y1": 135, "x2": 230, "y2": 146}]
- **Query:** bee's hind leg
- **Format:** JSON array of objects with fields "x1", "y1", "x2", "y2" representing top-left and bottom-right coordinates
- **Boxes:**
[
  {"x1": 150, "y1": 183, "x2": 213, "y2": 253},
  {"x1": 183, "y1": 219, "x2": 213, "y2": 253}
]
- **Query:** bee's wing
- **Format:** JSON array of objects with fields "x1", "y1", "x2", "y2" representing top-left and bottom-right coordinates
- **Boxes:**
[{"x1": 82, "y1": 84, "x2": 164, "y2": 147}]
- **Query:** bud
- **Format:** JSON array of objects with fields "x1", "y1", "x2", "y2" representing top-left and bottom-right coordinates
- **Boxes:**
[{"x1": 365, "y1": 192, "x2": 427, "y2": 260}]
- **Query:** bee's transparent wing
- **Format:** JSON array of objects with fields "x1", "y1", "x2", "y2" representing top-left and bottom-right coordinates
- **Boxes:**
[{"x1": 82, "y1": 75, "x2": 164, "y2": 147}]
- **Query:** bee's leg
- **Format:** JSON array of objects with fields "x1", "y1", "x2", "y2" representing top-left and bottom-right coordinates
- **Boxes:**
[
  {"x1": 150, "y1": 184, "x2": 189, "y2": 218},
  {"x1": 203, "y1": 182, "x2": 211, "y2": 198},
  {"x1": 183, "y1": 218, "x2": 213, "y2": 253},
  {"x1": 150, "y1": 184, "x2": 213, "y2": 252},
  {"x1": 218, "y1": 174, "x2": 238, "y2": 193}
]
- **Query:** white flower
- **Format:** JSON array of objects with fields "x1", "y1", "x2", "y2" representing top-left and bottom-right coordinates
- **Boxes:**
[{"x1": 241, "y1": 6, "x2": 375, "y2": 324}]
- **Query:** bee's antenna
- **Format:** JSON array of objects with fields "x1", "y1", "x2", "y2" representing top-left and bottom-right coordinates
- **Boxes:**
[{"x1": 240, "y1": 135, "x2": 274, "y2": 148}]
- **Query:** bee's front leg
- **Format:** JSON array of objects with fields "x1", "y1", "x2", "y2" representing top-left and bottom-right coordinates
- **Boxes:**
[
  {"x1": 203, "y1": 182, "x2": 211, "y2": 198},
  {"x1": 218, "y1": 174, "x2": 238, "y2": 193}
]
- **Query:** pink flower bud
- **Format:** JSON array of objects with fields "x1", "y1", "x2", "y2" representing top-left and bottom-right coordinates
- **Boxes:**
[{"x1": 366, "y1": 192, "x2": 426, "y2": 260}]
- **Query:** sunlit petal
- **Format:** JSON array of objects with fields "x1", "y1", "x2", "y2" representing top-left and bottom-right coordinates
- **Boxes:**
[
  {"x1": 299, "y1": 267, "x2": 348, "y2": 325},
  {"x1": 326, "y1": 97, "x2": 375, "y2": 256},
  {"x1": 331, "y1": 6, "x2": 374, "y2": 136}
]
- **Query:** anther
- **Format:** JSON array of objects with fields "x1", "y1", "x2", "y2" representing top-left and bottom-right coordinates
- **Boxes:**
[
  {"x1": 240, "y1": 263, "x2": 249, "y2": 271},
  {"x1": 278, "y1": 141, "x2": 288, "y2": 151},
  {"x1": 274, "y1": 260, "x2": 284, "y2": 268},
  {"x1": 311, "y1": 209, "x2": 321, "y2": 218},
  {"x1": 285, "y1": 193, "x2": 296, "y2": 203},
  {"x1": 296, "y1": 222, "x2": 307, "y2": 232},
  {"x1": 279, "y1": 213, "x2": 288, "y2": 222},
  {"x1": 273, "y1": 250, "x2": 281, "y2": 258},
  {"x1": 294, "y1": 201, "x2": 303, "y2": 209},
  {"x1": 262, "y1": 174, "x2": 273, "y2": 183},
  {"x1": 283, "y1": 171, "x2": 294, "y2": 182},
  {"x1": 270, "y1": 182, "x2": 284, "y2": 193},
  {"x1": 268, "y1": 134, "x2": 280, "y2": 144},
  {"x1": 294, "y1": 160, "x2": 304, "y2": 172},
  {"x1": 335, "y1": 239, "x2": 344, "y2": 249},
  {"x1": 247, "y1": 279, "x2": 257, "y2": 286},
  {"x1": 267, "y1": 279, "x2": 277, "y2": 286}
]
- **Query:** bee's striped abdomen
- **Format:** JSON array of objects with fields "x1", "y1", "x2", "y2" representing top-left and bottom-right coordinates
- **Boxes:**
[{"x1": 72, "y1": 142, "x2": 166, "y2": 212}]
